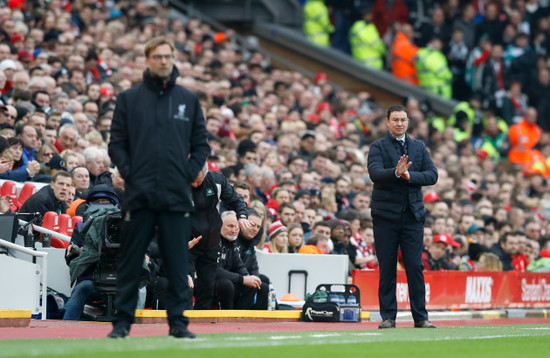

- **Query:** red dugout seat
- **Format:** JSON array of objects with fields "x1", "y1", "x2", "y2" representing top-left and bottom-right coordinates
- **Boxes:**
[
  {"x1": 1, "y1": 181, "x2": 20, "y2": 211},
  {"x1": 17, "y1": 183, "x2": 36, "y2": 207},
  {"x1": 41, "y1": 211, "x2": 69, "y2": 249}
]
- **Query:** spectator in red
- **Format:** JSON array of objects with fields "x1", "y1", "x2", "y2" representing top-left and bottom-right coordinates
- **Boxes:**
[
  {"x1": 427, "y1": 233, "x2": 460, "y2": 270},
  {"x1": 372, "y1": 0, "x2": 409, "y2": 40}
]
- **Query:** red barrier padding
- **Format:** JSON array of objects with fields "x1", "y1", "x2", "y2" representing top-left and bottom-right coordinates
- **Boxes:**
[{"x1": 352, "y1": 270, "x2": 550, "y2": 310}]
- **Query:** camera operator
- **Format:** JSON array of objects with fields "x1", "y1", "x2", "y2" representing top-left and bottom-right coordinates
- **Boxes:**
[{"x1": 63, "y1": 185, "x2": 121, "y2": 320}]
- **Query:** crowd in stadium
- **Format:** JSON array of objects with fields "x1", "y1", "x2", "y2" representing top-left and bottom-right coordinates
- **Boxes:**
[{"x1": 0, "y1": 0, "x2": 550, "y2": 316}]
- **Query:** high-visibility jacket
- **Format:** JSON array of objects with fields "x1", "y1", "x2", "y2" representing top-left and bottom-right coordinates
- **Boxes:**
[
  {"x1": 426, "y1": 115, "x2": 446, "y2": 133},
  {"x1": 448, "y1": 101, "x2": 475, "y2": 126},
  {"x1": 303, "y1": 0, "x2": 334, "y2": 47},
  {"x1": 349, "y1": 20, "x2": 386, "y2": 69},
  {"x1": 391, "y1": 32, "x2": 418, "y2": 84},
  {"x1": 508, "y1": 118, "x2": 542, "y2": 165},
  {"x1": 416, "y1": 47, "x2": 453, "y2": 98}
]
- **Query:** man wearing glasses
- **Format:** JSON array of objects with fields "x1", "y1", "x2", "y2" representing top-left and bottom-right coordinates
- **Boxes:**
[{"x1": 108, "y1": 36, "x2": 210, "y2": 339}]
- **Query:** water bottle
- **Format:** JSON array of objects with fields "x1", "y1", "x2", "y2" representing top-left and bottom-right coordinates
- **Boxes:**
[
  {"x1": 330, "y1": 293, "x2": 345, "y2": 304},
  {"x1": 347, "y1": 295, "x2": 357, "y2": 305},
  {"x1": 267, "y1": 283, "x2": 276, "y2": 311}
]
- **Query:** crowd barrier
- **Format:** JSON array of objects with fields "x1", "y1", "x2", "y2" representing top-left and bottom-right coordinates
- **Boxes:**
[
  {"x1": 352, "y1": 270, "x2": 550, "y2": 310},
  {"x1": 0, "y1": 239, "x2": 48, "y2": 319}
]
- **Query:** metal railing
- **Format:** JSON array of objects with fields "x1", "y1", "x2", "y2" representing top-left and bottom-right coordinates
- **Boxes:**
[{"x1": 18, "y1": 219, "x2": 71, "y2": 244}]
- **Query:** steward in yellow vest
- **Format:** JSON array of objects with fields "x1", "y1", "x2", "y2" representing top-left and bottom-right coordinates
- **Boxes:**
[
  {"x1": 349, "y1": 7, "x2": 385, "y2": 69},
  {"x1": 415, "y1": 37, "x2": 452, "y2": 98},
  {"x1": 303, "y1": 0, "x2": 334, "y2": 47}
]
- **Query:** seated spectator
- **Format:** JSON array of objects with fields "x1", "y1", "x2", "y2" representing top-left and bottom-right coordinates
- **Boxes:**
[
  {"x1": 83, "y1": 146, "x2": 112, "y2": 187},
  {"x1": 32, "y1": 154, "x2": 68, "y2": 183},
  {"x1": 287, "y1": 223, "x2": 304, "y2": 253},
  {"x1": 0, "y1": 137, "x2": 40, "y2": 181},
  {"x1": 236, "y1": 208, "x2": 269, "y2": 310},
  {"x1": 263, "y1": 220, "x2": 288, "y2": 253},
  {"x1": 215, "y1": 211, "x2": 262, "y2": 309},
  {"x1": 249, "y1": 199, "x2": 268, "y2": 234},
  {"x1": 71, "y1": 166, "x2": 90, "y2": 199},
  {"x1": 427, "y1": 233, "x2": 460, "y2": 271},
  {"x1": 20, "y1": 171, "x2": 72, "y2": 218},
  {"x1": 61, "y1": 150, "x2": 81, "y2": 172},
  {"x1": 490, "y1": 232, "x2": 519, "y2": 271},
  {"x1": 298, "y1": 233, "x2": 330, "y2": 254},
  {"x1": 277, "y1": 202, "x2": 296, "y2": 226},
  {"x1": 476, "y1": 252, "x2": 503, "y2": 271}
]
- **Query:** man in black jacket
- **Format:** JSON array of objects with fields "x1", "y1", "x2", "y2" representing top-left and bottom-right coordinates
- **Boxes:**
[
  {"x1": 189, "y1": 163, "x2": 249, "y2": 309},
  {"x1": 368, "y1": 104, "x2": 438, "y2": 329},
  {"x1": 20, "y1": 171, "x2": 72, "y2": 218},
  {"x1": 490, "y1": 232, "x2": 519, "y2": 271},
  {"x1": 236, "y1": 208, "x2": 269, "y2": 310},
  {"x1": 20, "y1": 171, "x2": 72, "y2": 245},
  {"x1": 108, "y1": 36, "x2": 210, "y2": 339},
  {"x1": 215, "y1": 211, "x2": 262, "y2": 309}
]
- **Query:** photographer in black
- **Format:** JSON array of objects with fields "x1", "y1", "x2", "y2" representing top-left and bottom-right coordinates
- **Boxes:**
[
  {"x1": 63, "y1": 185, "x2": 121, "y2": 320},
  {"x1": 189, "y1": 162, "x2": 250, "y2": 309}
]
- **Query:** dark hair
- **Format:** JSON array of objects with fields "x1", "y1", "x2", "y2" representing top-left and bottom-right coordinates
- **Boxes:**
[
  {"x1": 52, "y1": 170, "x2": 72, "y2": 183},
  {"x1": 32, "y1": 90, "x2": 49, "y2": 102},
  {"x1": 233, "y1": 180, "x2": 250, "y2": 191},
  {"x1": 247, "y1": 207, "x2": 261, "y2": 219},
  {"x1": 312, "y1": 221, "x2": 330, "y2": 230},
  {"x1": 386, "y1": 104, "x2": 408, "y2": 119}
]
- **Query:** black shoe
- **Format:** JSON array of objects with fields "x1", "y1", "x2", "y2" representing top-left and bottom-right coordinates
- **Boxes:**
[
  {"x1": 414, "y1": 320, "x2": 437, "y2": 328},
  {"x1": 378, "y1": 319, "x2": 396, "y2": 329},
  {"x1": 108, "y1": 325, "x2": 129, "y2": 338},
  {"x1": 169, "y1": 327, "x2": 196, "y2": 339}
]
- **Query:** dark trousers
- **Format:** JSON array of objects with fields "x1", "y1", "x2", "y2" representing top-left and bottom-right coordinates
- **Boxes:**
[
  {"x1": 145, "y1": 277, "x2": 168, "y2": 310},
  {"x1": 373, "y1": 208, "x2": 428, "y2": 323},
  {"x1": 189, "y1": 244, "x2": 219, "y2": 309},
  {"x1": 249, "y1": 274, "x2": 269, "y2": 310},
  {"x1": 113, "y1": 210, "x2": 191, "y2": 329},
  {"x1": 214, "y1": 278, "x2": 258, "y2": 310}
]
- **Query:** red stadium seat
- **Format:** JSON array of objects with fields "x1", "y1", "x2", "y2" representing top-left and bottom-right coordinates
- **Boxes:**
[
  {"x1": 41, "y1": 211, "x2": 69, "y2": 249},
  {"x1": 1, "y1": 181, "x2": 20, "y2": 211},
  {"x1": 58, "y1": 214, "x2": 74, "y2": 236},
  {"x1": 17, "y1": 183, "x2": 36, "y2": 207}
]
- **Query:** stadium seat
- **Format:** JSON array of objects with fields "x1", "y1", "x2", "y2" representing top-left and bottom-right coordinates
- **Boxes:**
[
  {"x1": 58, "y1": 214, "x2": 74, "y2": 236},
  {"x1": 1, "y1": 181, "x2": 20, "y2": 211},
  {"x1": 41, "y1": 211, "x2": 69, "y2": 249},
  {"x1": 17, "y1": 183, "x2": 36, "y2": 207}
]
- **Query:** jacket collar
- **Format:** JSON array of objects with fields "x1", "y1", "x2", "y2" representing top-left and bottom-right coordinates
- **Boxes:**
[{"x1": 143, "y1": 66, "x2": 179, "y2": 93}]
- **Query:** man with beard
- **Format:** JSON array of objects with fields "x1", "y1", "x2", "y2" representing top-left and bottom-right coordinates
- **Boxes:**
[{"x1": 214, "y1": 211, "x2": 262, "y2": 309}]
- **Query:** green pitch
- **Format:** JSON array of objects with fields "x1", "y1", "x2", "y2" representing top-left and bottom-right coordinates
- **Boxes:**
[{"x1": 1, "y1": 324, "x2": 549, "y2": 358}]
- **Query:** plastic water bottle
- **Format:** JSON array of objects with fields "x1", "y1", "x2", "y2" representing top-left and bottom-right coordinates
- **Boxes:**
[
  {"x1": 331, "y1": 293, "x2": 345, "y2": 304},
  {"x1": 347, "y1": 295, "x2": 357, "y2": 305},
  {"x1": 267, "y1": 283, "x2": 276, "y2": 311}
]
